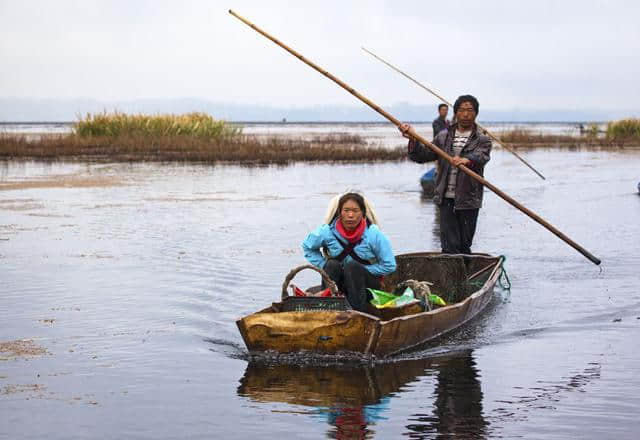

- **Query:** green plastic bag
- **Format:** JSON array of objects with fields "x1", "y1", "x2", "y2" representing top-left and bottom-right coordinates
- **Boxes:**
[
  {"x1": 368, "y1": 287, "x2": 416, "y2": 309},
  {"x1": 369, "y1": 287, "x2": 448, "y2": 309},
  {"x1": 428, "y1": 293, "x2": 447, "y2": 307}
]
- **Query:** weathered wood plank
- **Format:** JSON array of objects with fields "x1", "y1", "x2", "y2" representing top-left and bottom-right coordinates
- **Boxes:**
[{"x1": 238, "y1": 310, "x2": 380, "y2": 354}]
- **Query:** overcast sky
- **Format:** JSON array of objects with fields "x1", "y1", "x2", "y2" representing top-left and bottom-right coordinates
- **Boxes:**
[{"x1": 1, "y1": 0, "x2": 639, "y2": 112}]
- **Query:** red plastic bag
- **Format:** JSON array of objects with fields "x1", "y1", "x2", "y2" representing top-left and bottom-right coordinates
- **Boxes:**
[{"x1": 291, "y1": 284, "x2": 333, "y2": 297}]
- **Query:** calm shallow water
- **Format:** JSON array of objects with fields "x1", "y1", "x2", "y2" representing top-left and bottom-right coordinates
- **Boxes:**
[{"x1": 1, "y1": 148, "x2": 639, "y2": 439}]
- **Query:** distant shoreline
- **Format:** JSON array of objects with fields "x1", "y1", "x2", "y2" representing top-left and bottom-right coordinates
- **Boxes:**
[
  {"x1": 0, "y1": 132, "x2": 407, "y2": 164},
  {"x1": 2, "y1": 117, "x2": 638, "y2": 165},
  {"x1": 1, "y1": 133, "x2": 638, "y2": 166},
  {"x1": 0, "y1": 120, "x2": 610, "y2": 125}
]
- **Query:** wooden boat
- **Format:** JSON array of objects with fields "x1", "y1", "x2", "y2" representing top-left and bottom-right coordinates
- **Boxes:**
[
  {"x1": 236, "y1": 252, "x2": 505, "y2": 358},
  {"x1": 420, "y1": 167, "x2": 437, "y2": 197}
]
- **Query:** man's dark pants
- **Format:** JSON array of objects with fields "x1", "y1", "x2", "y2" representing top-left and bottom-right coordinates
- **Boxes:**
[
  {"x1": 439, "y1": 198, "x2": 479, "y2": 254},
  {"x1": 323, "y1": 259, "x2": 380, "y2": 312}
]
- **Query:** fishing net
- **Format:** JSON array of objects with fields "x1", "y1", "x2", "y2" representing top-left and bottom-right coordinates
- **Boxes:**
[{"x1": 383, "y1": 253, "x2": 470, "y2": 304}]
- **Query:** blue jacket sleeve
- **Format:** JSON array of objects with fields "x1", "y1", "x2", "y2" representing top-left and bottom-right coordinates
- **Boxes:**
[
  {"x1": 302, "y1": 224, "x2": 328, "y2": 269},
  {"x1": 366, "y1": 226, "x2": 397, "y2": 276}
]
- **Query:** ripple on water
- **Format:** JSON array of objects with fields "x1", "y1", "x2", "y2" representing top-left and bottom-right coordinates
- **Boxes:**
[{"x1": 1, "y1": 154, "x2": 640, "y2": 439}]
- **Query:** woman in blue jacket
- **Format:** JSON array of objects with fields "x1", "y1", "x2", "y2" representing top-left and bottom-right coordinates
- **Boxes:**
[{"x1": 302, "y1": 193, "x2": 396, "y2": 312}]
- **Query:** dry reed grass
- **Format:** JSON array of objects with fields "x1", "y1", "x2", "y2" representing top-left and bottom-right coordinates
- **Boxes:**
[
  {"x1": 606, "y1": 118, "x2": 640, "y2": 145},
  {"x1": 74, "y1": 111, "x2": 240, "y2": 139},
  {"x1": 0, "y1": 133, "x2": 405, "y2": 164},
  {"x1": 495, "y1": 127, "x2": 639, "y2": 149},
  {"x1": 497, "y1": 128, "x2": 582, "y2": 147}
]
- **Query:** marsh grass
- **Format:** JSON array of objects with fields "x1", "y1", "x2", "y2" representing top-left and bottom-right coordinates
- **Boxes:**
[
  {"x1": 495, "y1": 127, "x2": 638, "y2": 149},
  {"x1": 0, "y1": 132, "x2": 405, "y2": 164},
  {"x1": 1, "y1": 112, "x2": 405, "y2": 164},
  {"x1": 497, "y1": 128, "x2": 582, "y2": 147},
  {"x1": 74, "y1": 112, "x2": 241, "y2": 139},
  {"x1": 606, "y1": 119, "x2": 640, "y2": 144}
]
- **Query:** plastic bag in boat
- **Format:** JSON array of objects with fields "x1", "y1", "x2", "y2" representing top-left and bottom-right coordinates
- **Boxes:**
[
  {"x1": 368, "y1": 287, "x2": 447, "y2": 308},
  {"x1": 429, "y1": 293, "x2": 447, "y2": 306},
  {"x1": 291, "y1": 284, "x2": 332, "y2": 297},
  {"x1": 368, "y1": 287, "x2": 416, "y2": 309}
]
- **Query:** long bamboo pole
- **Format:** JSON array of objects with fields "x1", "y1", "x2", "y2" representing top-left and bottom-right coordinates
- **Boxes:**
[
  {"x1": 361, "y1": 46, "x2": 546, "y2": 180},
  {"x1": 228, "y1": 10, "x2": 601, "y2": 266}
]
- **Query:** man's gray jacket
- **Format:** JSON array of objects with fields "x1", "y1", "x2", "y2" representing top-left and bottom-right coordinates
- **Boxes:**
[{"x1": 408, "y1": 123, "x2": 492, "y2": 209}]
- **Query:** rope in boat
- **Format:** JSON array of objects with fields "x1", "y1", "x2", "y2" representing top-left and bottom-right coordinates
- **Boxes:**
[
  {"x1": 464, "y1": 255, "x2": 511, "y2": 290},
  {"x1": 498, "y1": 255, "x2": 512, "y2": 290},
  {"x1": 396, "y1": 279, "x2": 434, "y2": 311}
]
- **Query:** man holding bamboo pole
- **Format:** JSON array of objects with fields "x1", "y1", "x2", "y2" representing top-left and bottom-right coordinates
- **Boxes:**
[
  {"x1": 400, "y1": 95, "x2": 491, "y2": 255},
  {"x1": 229, "y1": 9, "x2": 600, "y2": 267}
]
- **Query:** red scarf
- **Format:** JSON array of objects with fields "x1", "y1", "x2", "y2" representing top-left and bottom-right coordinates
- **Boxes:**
[{"x1": 336, "y1": 218, "x2": 366, "y2": 244}]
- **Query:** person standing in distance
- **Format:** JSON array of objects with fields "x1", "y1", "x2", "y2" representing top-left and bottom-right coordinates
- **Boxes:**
[
  {"x1": 432, "y1": 103, "x2": 450, "y2": 139},
  {"x1": 398, "y1": 95, "x2": 492, "y2": 255}
]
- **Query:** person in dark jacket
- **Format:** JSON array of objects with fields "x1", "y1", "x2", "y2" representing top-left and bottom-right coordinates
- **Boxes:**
[
  {"x1": 398, "y1": 95, "x2": 491, "y2": 254},
  {"x1": 432, "y1": 103, "x2": 450, "y2": 139}
]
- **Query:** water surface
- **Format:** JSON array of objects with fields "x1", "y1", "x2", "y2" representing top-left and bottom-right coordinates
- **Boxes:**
[{"x1": 1, "y1": 148, "x2": 639, "y2": 439}]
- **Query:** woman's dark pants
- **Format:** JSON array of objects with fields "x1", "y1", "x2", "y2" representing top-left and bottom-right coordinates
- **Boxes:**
[{"x1": 323, "y1": 259, "x2": 380, "y2": 312}]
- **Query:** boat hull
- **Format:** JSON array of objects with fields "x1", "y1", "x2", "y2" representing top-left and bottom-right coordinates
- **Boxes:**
[
  {"x1": 237, "y1": 309, "x2": 380, "y2": 355},
  {"x1": 420, "y1": 167, "x2": 437, "y2": 197},
  {"x1": 237, "y1": 253, "x2": 503, "y2": 358},
  {"x1": 373, "y1": 272, "x2": 496, "y2": 356}
]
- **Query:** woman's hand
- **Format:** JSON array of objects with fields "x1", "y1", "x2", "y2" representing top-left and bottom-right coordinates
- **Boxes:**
[{"x1": 398, "y1": 123, "x2": 413, "y2": 139}]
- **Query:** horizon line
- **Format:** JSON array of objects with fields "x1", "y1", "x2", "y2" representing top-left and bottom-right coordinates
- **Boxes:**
[{"x1": 0, "y1": 120, "x2": 602, "y2": 125}]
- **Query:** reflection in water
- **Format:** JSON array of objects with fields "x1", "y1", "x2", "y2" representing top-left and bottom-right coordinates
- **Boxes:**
[
  {"x1": 419, "y1": 192, "x2": 441, "y2": 247},
  {"x1": 237, "y1": 350, "x2": 486, "y2": 439},
  {"x1": 432, "y1": 205, "x2": 441, "y2": 247},
  {"x1": 3, "y1": 154, "x2": 639, "y2": 439},
  {"x1": 406, "y1": 351, "x2": 487, "y2": 439}
]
